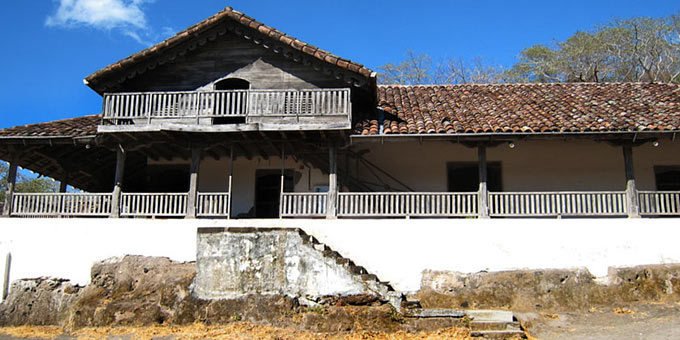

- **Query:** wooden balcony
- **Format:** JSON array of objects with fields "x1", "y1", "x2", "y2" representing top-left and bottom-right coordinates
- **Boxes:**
[
  {"x1": 99, "y1": 88, "x2": 352, "y2": 132},
  {"x1": 6, "y1": 190, "x2": 679, "y2": 219}
]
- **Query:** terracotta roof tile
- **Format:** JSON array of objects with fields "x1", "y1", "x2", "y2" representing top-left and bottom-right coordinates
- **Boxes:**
[
  {"x1": 362, "y1": 83, "x2": 680, "y2": 135},
  {"x1": 85, "y1": 7, "x2": 374, "y2": 93},
  {"x1": 0, "y1": 115, "x2": 100, "y2": 138}
]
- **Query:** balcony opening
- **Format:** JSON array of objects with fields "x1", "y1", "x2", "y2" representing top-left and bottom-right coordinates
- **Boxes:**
[
  {"x1": 254, "y1": 169, "x2": 294, "y2": 218},
  {"x1": 213, "y1": 78, "x2": 249, "y2": 125},
  {"x1": 655, "y1": 166, "x2": 680, "y2": 191},
  {"x1": 447, "y1": 162, "x2": 502, "y2": 192}
]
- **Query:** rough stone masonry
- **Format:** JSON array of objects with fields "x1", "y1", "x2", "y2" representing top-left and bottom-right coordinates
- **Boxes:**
[{"x1": 192, "y1": 227, "x2": 397, "y2": 305}]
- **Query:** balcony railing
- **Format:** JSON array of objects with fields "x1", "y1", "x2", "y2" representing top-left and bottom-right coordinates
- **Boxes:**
[
  {"x1": 488, "y1": 191, "x2": 627, "y2": 217},
  {"x1": 337, "y1": 192, "x2": 478, "y2": 217},
  {"x1": 11, "y1": 193, "x2": 113, "y2": 217},
  {"x1": 6, "y1": 190, "x2": 680, "y2": 219},
  {"x1": 102, "y1": 88, "x2": 351, "y2": 126},
  {"x1": 639, "y1": 191, "x2": 680, "y2": 216},
  {"x1": 280, "y1": 192, "x2": 327, "y2": 218}
]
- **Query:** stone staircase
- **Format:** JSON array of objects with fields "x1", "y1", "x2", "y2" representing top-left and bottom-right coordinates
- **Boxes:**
[
  {"x1": 297, "y1": 229, "x2": 526, "y2": 338},
  {"x1": 297, "y1": 229, "x2": 405, "y2": 310}
]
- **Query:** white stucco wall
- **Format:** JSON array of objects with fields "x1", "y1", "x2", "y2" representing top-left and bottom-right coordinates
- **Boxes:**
[
  {"x1": 2, "y1": 218, "x2": 679, "y2": 294},
  {"x1": 356, "y1": 139, "x2": 680, "y2": 192}
]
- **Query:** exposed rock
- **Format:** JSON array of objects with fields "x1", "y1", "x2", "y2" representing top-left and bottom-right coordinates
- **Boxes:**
[
  {"x1": 418, "y1": 264, "x2": 680, "y2": 312},
  {"x1": 0, "y1": 256, "x2": 413, "y2": 334},
  {"x1": 0, "y1": 277, "x2": 82, "y2": 326}
]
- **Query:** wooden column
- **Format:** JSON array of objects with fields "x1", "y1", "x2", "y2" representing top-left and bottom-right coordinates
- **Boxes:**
[
  {"x1": 478, "y1": 144, "x2": 490, "y2": 218},
  {"x1": 327, "y1": 145, "x2": 338, "y2": 219},
  {"x1": 110, "y1": 145, "x2": 126, "y2": 218},
  {"x1": 186, "y1": 147, "x2": 202, "y2": 219},
  {"x1": 59, "y1": 174, "x2": 69, "y2": 193},
  {"x1": 623, "y1": 143, "x2": 640, "y2": 218},
  {"x1": 279, "y1": 145, "x2": 285, "y2": 219},
  {"x1": 2, "y1": 160, "x2": 18, "y2": 217},
  {"x1": 227, "y1": 147, "x2": 234, "y2": 219}
]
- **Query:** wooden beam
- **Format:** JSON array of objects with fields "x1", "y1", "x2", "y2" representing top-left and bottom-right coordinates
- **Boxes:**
[
  {"x1": 478, "y1": 144, "x2": 489, "y2": 218},
  {"x1": 623, "y1": 143, "x2": 640, "y2": 218},
  {"x1": 326, "y1": 145, "x2": 338, "y2": 219},
  {"x1": 110, "y1": 145, "x2": 126, "y2": 218},
  {"x1": 186, "y1": 147, "x2": 201, "y2": 218},
  {"x1": 2, "y1": 159, "x2": 18, "y2": 216}
]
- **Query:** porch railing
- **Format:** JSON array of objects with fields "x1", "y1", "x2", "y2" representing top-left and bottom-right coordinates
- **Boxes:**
[
  {"x1": 102, "y1": 88, "x2": 351, "y2": 124},
  {"x1": 337, "y1": 192, "x2": 479, "y2": 217},
  {"x1": 638, "y1": 191, "x2": 680, "y2": 216},
  {"x1": 197, "y1": 192, "x2": 231, "y2": 217},
  {"x1": 11, "y1": 193, "x2": 113, "y2": 217},
  {"x1": 120, "y1": 193, "x2": 188, "y2": 217},
  {"x1": 280, "y1": 192, "x2": 327, "y2": 217},
  {"x1": 6, "y1": 190, "x2": 680, "y2": 219},
  {"x1": 488, "y1": 191, "x2": 627, "y2": 217}
]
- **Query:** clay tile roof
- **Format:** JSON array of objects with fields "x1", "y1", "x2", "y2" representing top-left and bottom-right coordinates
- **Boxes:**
[
  {"x1": 85, "y1": 7, "x2": 374, "y2": 92},
  {"x1": 362, "y1": 83, "x2": 680, "y2": 135},
  {"x1": 0, "y1": 115, "x2": 100, "y2": 138}
]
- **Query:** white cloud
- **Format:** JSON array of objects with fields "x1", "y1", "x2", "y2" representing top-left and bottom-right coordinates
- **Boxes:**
[{"x1": 46, "y1": 0, "x2": 156, "y2": 43}]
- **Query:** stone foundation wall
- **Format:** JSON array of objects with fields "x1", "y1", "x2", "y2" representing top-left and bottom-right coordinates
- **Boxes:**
[
  {"x1": 194, "y1": 228, "x2": 376, "y2": 300},
  {"x1": 417, "y1": 264, "x2": 680, "y2": 312}
]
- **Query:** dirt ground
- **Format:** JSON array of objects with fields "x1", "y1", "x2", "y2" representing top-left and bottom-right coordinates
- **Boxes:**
[
  {"x1": 522, "y1": 302, "x2": 680, "y2": 339},
  {"x1": 0, "y1": 323, "x2": 473, "y2": 340}
]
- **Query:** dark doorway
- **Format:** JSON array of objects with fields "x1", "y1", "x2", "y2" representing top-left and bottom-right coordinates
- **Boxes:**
[
  {"x1": 447, "y1": 162, "x2": 502, "y2": 192},
  {"x1": 215, "y1": 78, "x2": 250, "y2": 90},
  {"x1": 655, "y1": 166, "x2": 680, "y2": 190},
  {"x1": 213, "y1": 78, "x2": 249, "y2": 124},
  {"x1": 255, "y1": 170, "x2": 294, "y2": 218},
  {"x1": 146, "y1": 164, "x2": 190, "y2": 192}
]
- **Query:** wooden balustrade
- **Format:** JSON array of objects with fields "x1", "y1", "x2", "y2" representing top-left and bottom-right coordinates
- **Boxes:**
[
  {"x1": 11, "y1": 193, "x2": 112, "y2": 217},
  {"x1": 120, "y1": 193, "x2": 188, "y2": 217},
  {"x1": 638, "y1": 191, "x2": 680, "y2": 216},
  {"x1": 102, "y1": 88, "x2": 350, "y2": 123},
  {"x1": 488, "y1": 191, "x2": 627, "y2": 217},
  {"x1": 336, "y1": 192, "x2": 478, "y2": 217},
  {"x1": 280, "y1": 192, "x2": 328, "y2": 217},
  {"x1": 197, "y1": 193, "x2": 231, "y2": 217},
  {"x1": 6, "y1": 190, "x2": 680, "y2": 219}
]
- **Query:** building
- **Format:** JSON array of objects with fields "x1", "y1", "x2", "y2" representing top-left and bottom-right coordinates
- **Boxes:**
[{"x1": 0, "y1": 7, "x2": 679, "y2": 293}]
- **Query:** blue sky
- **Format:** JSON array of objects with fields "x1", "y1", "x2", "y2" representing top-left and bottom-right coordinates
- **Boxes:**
[{"x1": 1, "y1": 0, "x2": 678, "y2": 128}]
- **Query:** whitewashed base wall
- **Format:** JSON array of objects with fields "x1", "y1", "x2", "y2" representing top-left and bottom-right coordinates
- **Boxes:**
[{"x1": 0, "y1": 218, "x2": 678, "y2": 293}]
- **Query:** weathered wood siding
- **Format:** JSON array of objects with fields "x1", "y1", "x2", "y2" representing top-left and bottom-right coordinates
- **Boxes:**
[{"x1": 118, "y1": 33, "x2": 349, "y2": 92}]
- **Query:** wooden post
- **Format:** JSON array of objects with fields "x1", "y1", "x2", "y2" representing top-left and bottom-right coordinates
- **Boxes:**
[
  {"x1": 2, "y1": 160, "x2": 18, "y2": 217},
  {"x1": 279, "y1": 145, "x2": 285, "y2": 219},
  {"x1": 623, "y1": 143, "x2": 640, "y2": 218},
  {"x1": 110, "y1": 145, "x2": 126, "y2": 218},
  {"x1": 327, "y1": 145, "x2": 338, "y2": 219},
  {"x1": 59, "y1": 174, "x2": 68, "y2": 193},
  {"x1": 186, "y1": 147, "x2": 201, "y2": 218},
  {"x1": 2, "y1": 252, "x2": 10, "y2": 301},
  {"x1": 478, "y1": 144, "x2": 490, "y2": 218},
  {"x1": 227, "y1": 147, "x2": 233, "y2": 219}
]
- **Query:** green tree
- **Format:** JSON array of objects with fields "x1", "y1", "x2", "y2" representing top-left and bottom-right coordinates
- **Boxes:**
[
  {"x1": 508, "y1": 15, "x2": 680, "y2": 83},
  {"x1": 380, "y1": 13, "x2": 680, "y2": 85},
  {"x1": 0, "y1": 162, "x2": 58, "y2": 202}
]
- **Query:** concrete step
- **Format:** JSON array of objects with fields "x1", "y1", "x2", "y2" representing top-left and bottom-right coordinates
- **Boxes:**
[
  {"x1": 465, "y1": 310, "x2": 515, "y2": 323},
  {"x1": 470, "y1": 321, "x2": 521, "y2": 331},
  {"x1": 470, "y1": 329, "x2": 526, "y2": 339},
  {"x1": 407, "y1": 308, "x2": 466, "y2": 318},
  {"x1": 360, "y1": 273, "x2": 378, "y2": 281}
]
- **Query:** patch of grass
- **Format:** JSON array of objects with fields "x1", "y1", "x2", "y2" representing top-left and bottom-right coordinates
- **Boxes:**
[
  {"x1": 1, "y1": 323, "x2": 474, "y2": 340},
  {"x1": 613, "y1": 307, "x2": 635, "y2": 315}
]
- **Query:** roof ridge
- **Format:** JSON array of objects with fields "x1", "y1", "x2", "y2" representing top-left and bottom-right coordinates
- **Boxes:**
[{"x1": 85, "y1": 6, "x2": 374, "y2": 93}]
